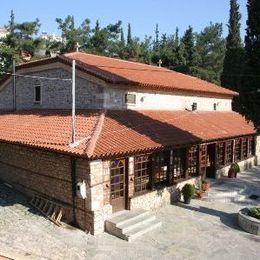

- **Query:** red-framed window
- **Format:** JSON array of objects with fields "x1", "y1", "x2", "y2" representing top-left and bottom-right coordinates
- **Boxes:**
[
  {"x1": 187, "y1": 146, "x2": 198, "y2": 177},
  {"x1": 242, "y1": 138, "x2": 248, "y2": 159},
  {"x1": 217, "y1": 142, "x2": 225, "y2": 166},
  {"x1": 234, "y1": 138, "x2": 241, "y2": 161},
  {"x1": 134, "y1": 155, "x2": 151, "y2": 194},
  {"x1": 226, "y1": 140, "x2": 233, "y2": 165}
]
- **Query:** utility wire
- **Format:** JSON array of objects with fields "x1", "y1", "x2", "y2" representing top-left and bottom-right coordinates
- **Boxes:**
[{"x1": 0, "y1": 71, "x2": 72, "y2": 82}]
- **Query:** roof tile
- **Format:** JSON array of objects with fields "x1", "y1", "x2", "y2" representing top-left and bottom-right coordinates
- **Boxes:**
[{"x1": 0, "y1": 110, "x2": 255, "y2": 158}]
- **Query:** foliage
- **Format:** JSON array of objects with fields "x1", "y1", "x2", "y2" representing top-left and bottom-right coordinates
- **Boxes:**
[
  {"x1": 230, "y1": 162, "x2": 240, "y2": 173},
  {"x1": 181, "y1": 184, "x2": 195, "y2": 199},
  {"x1": 221, "y1": 0, "x2": 245, "y2": 91},
  {"x1": 248, "y1": 207, "x2": 260, "y2": 220},
  {"x1": 0, "y1": 10, "x2": 41, "y2": 76},
  {"x1": 196, "y1": 23, "x2": 226, "y2": 84},
  {"x1": 240, "y1": 0, "x2": 260, "y2": 129}
]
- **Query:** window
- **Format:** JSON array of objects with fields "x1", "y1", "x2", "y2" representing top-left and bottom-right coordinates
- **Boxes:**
[
  {"x1": 234, "y1": 138, "x2": 241, "y2": 161},
  {"x1": 248, "y1": 136, "x2": 254, "y2": 156},
  {"x1": 192, "y1": 102, "x2": 197, "y2": 111},
  {"x1": 187, "y1": 146, "x2": 198, "y2": 177},
  {"x1": 172, "y1": 149, "x2": 185, "y2": 180},
  {"x1": 217, "y1": 142, "x2": 225, "y2": 166},
  {"x1": 125, "y1": 93, "x2": 136, "y2": 104},
  {"x1": 110, "y1": 160, "x2": 125, "y2": 200},
  {"x1": 134, "y1": 155, "x2": 151, "y2": 194},
  {"x1": 242, "y1": 138, "x2": 248, "y2": 159},
  {"x1": 226, "y1": 140, "x2": 233, "y2": 165},
  {"x1": 213, "y1": 103, "x2": 217, "y2": 111},
  {"x1": 153, "y1": 153, "x2": 168, "y2": 185},
  {"x1": 34, "y1": 81, "x2": 41, "y2": 103}
]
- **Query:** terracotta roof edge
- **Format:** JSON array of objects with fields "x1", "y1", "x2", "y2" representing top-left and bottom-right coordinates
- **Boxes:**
[{"x1": 85, "y1": 110, "x2": 106, "y2": 158}]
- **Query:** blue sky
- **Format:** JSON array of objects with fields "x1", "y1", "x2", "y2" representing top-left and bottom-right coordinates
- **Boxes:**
[{"x1": 0, "y1": 0, "x2": 248, "y2": 39}]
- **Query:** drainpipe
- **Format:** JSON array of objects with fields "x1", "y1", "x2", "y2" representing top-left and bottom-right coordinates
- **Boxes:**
[
  {"x1": 70, "y1": 156, "x2": 77, "y2": 225},
  {"x1": 13, "y1": 59, "x2": 16, "y2": 111}
]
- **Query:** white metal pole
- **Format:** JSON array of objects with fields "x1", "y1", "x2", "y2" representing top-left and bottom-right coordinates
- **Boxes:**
[
  {"x1": 72, "y1": 60, "x2": 76, "y2": 144},
  {"x1": 13, "y1": 59, "x2": 16, "y2": 111}
]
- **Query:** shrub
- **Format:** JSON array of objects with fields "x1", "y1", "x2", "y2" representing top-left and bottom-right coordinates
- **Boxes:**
[
  {"x1": 230, "y1": 162, "x2": 240, "y2": 173},
  {"x1": 248, "y1": 207, "x2": 260, "y2": 220},
  {"x1": 182, "y1": 184, "x2": 195, "y2": 199}
]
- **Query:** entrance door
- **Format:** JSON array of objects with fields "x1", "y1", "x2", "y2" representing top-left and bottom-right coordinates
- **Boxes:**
[
  {"x1": 110, "y1": 159, "x2": 127, "y2": 213},
  {"x1": 206, "y1": 143, "x2": 216, "y2": 178}
]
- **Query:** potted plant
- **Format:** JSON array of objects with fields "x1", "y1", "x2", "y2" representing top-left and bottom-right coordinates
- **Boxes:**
[
  {"x1": 182, "y1": 183, "x2": 195, "y2": 204},
  {"x1": 202, "y1": 180, "x2": 210, "y2": 191},
  {"x1": 228, "y1": 162, "x2": 240, "y2": 178}
]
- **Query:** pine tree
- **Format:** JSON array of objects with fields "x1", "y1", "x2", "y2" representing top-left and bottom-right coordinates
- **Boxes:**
[
  {"x1": 221, "y1": 0, "x2": 245, "y2": 91},
  {"x1": 181, "y1": 26, "x2": 198, "y2": 73}
]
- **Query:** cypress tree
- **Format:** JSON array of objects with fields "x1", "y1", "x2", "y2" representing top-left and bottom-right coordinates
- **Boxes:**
[
  {"x1": 241, "y1": 0, "x2": 260, "y2": 128},
  {"x1": 221, "y1": 0, "x2": 244, "y2": 91},
  {"x1": 154, "y1": 24, "x2": 159, "y2": 51},
  {"x1": 127, "y1": 23, "x2": 132, "y2": 45},
  {"x1": 181, "y1": 26, "x2": 198, "y2": 73}
]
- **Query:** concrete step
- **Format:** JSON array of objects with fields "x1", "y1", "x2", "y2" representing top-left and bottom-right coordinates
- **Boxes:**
[
  {"x1": 105, "y1": 209, "x2": 161, "y2": 241},
  {"x1": 124, "y1": 219, "x2": 162, "y2": 242},
  {"x1": 117, "y1": 214, "x2": 156, "y2": 233},
  {"x1": 107, "y1": 208, "x2": 149, "y2": 226}
]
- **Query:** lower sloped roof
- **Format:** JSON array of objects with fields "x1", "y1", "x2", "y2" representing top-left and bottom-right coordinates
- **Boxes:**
[{"x1": 0, "y1": 110, "x2": 256, "y2": 159}]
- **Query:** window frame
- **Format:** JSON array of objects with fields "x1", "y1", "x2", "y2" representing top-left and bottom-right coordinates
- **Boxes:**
[
  {"x1": 34, "y1": 81, "x2": 42, "y2": 104},
  {"x1": 134, "y1": 154, "x2": 151, "y2": 195}
]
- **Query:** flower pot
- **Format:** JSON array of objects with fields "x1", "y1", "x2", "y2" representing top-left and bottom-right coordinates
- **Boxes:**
[
  {"x1": 184, "y1": 196, "x2": 191, "y2": 204},
  {"x1": 202, "y1": 183, "x2": 210, "y2": 191},
  {"x1": 196, "y1": 191, "x2": 204, "y2": 199},
  {"x1": 228, "y1": 169, "x2": 236, "y2": 178}
]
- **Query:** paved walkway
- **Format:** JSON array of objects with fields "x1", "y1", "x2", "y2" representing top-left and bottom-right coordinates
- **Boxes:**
[{"x1": 0, "y1": 167, "x2": 260, "y2": 260}]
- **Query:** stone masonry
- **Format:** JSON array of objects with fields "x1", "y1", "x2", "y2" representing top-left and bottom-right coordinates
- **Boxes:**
[{"x1": 0, "y1": 142, "x2": 96, "y2": 234}]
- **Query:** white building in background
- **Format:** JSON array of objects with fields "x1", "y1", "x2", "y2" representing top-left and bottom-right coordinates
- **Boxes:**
[
  {"x1": 0, "y1": 27, "x2": 8, "y2": 41},
  {"x1": 40, "y1": 31, "x2": 63, "y2": 42}
]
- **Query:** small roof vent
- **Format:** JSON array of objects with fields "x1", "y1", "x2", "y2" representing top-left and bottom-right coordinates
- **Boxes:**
[{"x1": 192, "y1": 102, "x2": 197, "y2": 111}]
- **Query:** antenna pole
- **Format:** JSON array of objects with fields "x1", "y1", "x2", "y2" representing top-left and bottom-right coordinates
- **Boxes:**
[
  {"x1": 13, "y1": 59, "x2": 16, "y2": 111},
  {"x1": 72, "y1": 60, "x2": 76, "y2": 144}
]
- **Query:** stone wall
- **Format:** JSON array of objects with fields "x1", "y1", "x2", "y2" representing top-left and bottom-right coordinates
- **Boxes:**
[
  {"x1": 216, "y1": 156, "x2": 256, "y2": 178},
  {"x1": 0, "y1": 142, "x2": 95, "y2": 233},
  {"x1": 89, "y1": 160, "x2": 112, "y2": 235},
  {"x1": 0, "y1": 82, "x2": 13, "y2": 111},
  {"x1": 0, "y1": 62, "x2": 233, "y2": 112},
  {"x1": 130, "y1": 177, "x2": 199, "y2": 211}
]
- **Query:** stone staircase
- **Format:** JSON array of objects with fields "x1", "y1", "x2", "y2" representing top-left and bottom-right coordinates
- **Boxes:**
[
  {"x1": 202, "y1": 179, "x2": 249, "y2": 203},
  {"x1": 105, "y1": 209, "x2": 162, "y2": 241}
]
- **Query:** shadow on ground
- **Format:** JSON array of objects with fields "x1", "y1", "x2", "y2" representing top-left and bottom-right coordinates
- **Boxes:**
[
  {"x1": 177, "y1": 202, "x2": 242, "y2": 231},
  {"x1": 0, "y1": 183, "x2": 42, "y2": 217}
]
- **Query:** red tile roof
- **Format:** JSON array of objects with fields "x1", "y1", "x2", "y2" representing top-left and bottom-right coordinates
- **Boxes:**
[
  {"x1": 63, "y1": 52, "x2": 238, "y2": 97},
  {"x1": 0, "y1": 110, "x2": 255, "y2": 159},
  {"x1": 0, "y1": 52, "x2": 238, "y2": 98}
]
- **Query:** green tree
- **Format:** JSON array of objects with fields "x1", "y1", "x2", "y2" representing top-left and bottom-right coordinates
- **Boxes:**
[
  {"x1": 196, "y1": 23, "x2": 225, "y2": 84},
  {"x1": 56, "y1": 16, "x2": 81, "y2": 52},
  {"x1": 180, "y1": 26, "x2": 198, "y2": 73},
  {"x1": 127, "y1": 23, "x2": 132, "y2": 45},
  {"x1": 240, "y1": 0, "x2": 260, "y2": 128},
  {"x1": 0, "y1": 10, "x2": 41, "y2": 76},
  {"x1": 221, "y1": 0, "x2": 245, "y2": 91}
]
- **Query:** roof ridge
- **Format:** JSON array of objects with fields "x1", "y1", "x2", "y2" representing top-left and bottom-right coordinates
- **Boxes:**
[
  {"x1": 85, "y1": 110, "x2": 106, "y2": 157},
  {"x1": 65, "y1": 52, "x2": 170, "y2": 71}
]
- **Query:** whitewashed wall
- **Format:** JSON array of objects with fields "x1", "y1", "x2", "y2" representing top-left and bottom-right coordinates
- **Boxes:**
[{"x1": 104, "y1": 88, "x2": 232, "y2": 111}]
